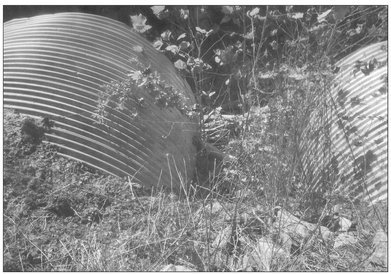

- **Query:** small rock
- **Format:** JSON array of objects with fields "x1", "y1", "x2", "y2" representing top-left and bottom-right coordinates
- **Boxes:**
[
  {"x1": 338, "y1": 216, "x2": 352, "y2": 232},
  {"x1": 234, "y1": 189, "x2": 254, "y2": 199},
  {"x1": 249, "y1": 237, "x2": 274, "y2": 271},
  {"x1": 273, "y1": 206, "x2": 333, "y2": 244},
  {"x1": 212, "y1": 226, "x2": 234, "y2": 250},
  {"x1": 209, "y1": 201, "x2": 223, "y2": 214},
  {"x1": 249, "y1": 237, "x2": 290, "y2": 271},
  {"x1": 196, "y1": 200, "x2": 225, "y2": 217},
  {"x1": 274, "y1": 231, "x2": 293, "y2": 253},
  {"x1": 334, "y1": 233, "x2": 358, "y2": 249},
  {"x1": 160, "y1": 264, "x2": 196, "y2": 271},
  {"x1": 369, "y1": 230, "x2": 387, "y2": 267}
]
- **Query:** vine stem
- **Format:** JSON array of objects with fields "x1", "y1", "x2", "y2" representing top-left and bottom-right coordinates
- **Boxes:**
[
  {"x1": 251, "y1": 5, "x2": 269, "y2": 92},
  {"x1": 242, "y1": 6, "x2": 269, "y2": 141}
]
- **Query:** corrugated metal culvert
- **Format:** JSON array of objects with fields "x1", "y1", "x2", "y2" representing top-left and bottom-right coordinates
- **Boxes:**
[
  {"x1": 301, "y1": 41, "x2": 387, "y2": 204},
  {"x1": 4, "y1": 13, "x2": 199, "y2": 190}
]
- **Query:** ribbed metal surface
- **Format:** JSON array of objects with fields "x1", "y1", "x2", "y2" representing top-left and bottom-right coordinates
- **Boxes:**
[
  {"x1": 4, "y1": 13, "x2": 199, "y2": 190},
  {"x1": 301, "y1": 41, "x2": 387, "y2": 204}
]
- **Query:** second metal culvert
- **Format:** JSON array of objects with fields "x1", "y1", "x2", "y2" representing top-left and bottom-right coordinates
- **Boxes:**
[{"x1": 300, "y1": 41, "x2": 387, "y2": 204}]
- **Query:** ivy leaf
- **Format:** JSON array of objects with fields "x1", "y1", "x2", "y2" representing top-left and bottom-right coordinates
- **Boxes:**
[
  {"x1": 161, "y1": 30, "x2": 172, "y2": 41},
  {"x1": 166, "y1": 45, "x2": 179, "y2": 54},
  {"x1": 317, "y1": 9, "x2": 332, "y2": 23},
  {"x1": 174, "y1": 59, "x2": 187, "y2": 70},
  {"x1": 130, "y1": 14, "x2": 152, "y2": 33},
  {"x1": 138, "y1": 77, "x2": 149, "y2": 87},
  {"x1": 195, "y1": 27, "x2": 213, "y2": 37},
  {"x1": 244, "y1": 30, "x2": 254, "y2": 39},
  {"x1": 177, "y1": 33, "x2": 187, "y2": 40},
  {"x1": 180, "y1": 9, "x2": 189, "y2": 20},
  {"x1": 153, "y1": 39, "x2": 164, "y2": 50},
  {"x1": 290, "y1": 12, "x2": 304, "y2": 19},
  {"x1": 195, "y1": 27, "x2": 207, "y2": 34},
  {"x1": 270, "y1": 40, "x2": 278, "y2": 50},
  {"x1": 355, "y1": 24, "x2": 364, "y2": 34},
  {"x1": 249, "y1": 7, "x2": 260, "y2": 17},
  {"x1": 179, "y1": 41, "x2": 190, "y2": 50},
  {"x1": 347, "y1": 29, "x2": 357, "y2": 36},
  {"x1": 222, "y1": 6, "x2": 234, "y2": 15},
  {"x1": 270, "y1": 29, "x2": 278, "y2": 36},
  {"x1": 151, "y1": 6, "x2": 165, "y2": 16}
]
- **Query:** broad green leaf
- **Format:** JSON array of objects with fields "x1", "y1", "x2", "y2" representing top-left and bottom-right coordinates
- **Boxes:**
[
  {"x1": 130, "y1": 14, "x2": 152, "y2": 33},
  {"x1": 174, "y1": 59, "x2": 187, "y2": 70},
  {"x1": 166, "y1": 45, "x2": 179, "y2": 54},
  {"x1": 195, "y1": 27, "x2": 207, "y2": 34},
  {"x1": 244, "y1": 30, "x2": 254, "y2": 39},
  {"x1": 205, "y1": 29, "x2": 214, "y2": 37},
  {"x1": 317, "y1": 9, "x2": 332, "y2": 23},
  {"x1": 177, "y1": 33, "x2": 187, "y2": 40},
  {"x1": 291, "y1": 12, "x2": 304, "y2": 19},
  {"x1": 222, "y1": 6, "x2": 234, "y2": 15},
  {"x1": 151, "y1": 6, "x2": 165, "y2": 16},
  {"x1": 249, "y1": 7, "x2": 260, "y2": 17},
  {"x1": 179, "y1": 41, "x2": 190, "y2": 50},
  {"x1": 180, "y1": 9, "x2": 189, "y2": 20},
  {"x1": 153, "y1": 39, "x2": 163, "y2": 50},
  {"x1": 161, "y1": 30, "x2": 172, "y2": 41},
  {"x1": 270, "y1": 29, "x2": 278, "y2": 36}
]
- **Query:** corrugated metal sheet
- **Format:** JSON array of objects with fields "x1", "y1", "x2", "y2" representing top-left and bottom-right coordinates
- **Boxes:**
[
  {"x1": 300, "y1": 41, "x2": 387, "y2": 204},
  {"x1": 4, "y1": 13, "x2": 199, "y2": 190}
]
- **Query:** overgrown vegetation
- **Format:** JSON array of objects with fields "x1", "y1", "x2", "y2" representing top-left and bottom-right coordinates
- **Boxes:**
[
  {"x1": 3, "y1": 5, "x2": 387, "y2": 271},
  {"x1": 92, "y1": 57, "x2": 196, "y2": 125}
]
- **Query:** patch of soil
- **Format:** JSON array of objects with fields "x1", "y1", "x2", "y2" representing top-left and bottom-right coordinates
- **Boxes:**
[{"x1": 3, "y1": 109, "x2": 149, "y2": 271}]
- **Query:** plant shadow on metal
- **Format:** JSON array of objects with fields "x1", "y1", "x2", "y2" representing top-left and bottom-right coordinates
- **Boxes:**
[
  {"x1": 4, "y1": 12, "x2": 201, "y2": 191},
  {"x1": 300, "y1": 41, "x2": 387, "y2": 209}
]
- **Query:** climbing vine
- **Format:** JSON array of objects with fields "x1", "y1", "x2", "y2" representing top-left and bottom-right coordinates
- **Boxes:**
[{"x1": 92, "y1": 57, "x2": 197, "y2": 125}]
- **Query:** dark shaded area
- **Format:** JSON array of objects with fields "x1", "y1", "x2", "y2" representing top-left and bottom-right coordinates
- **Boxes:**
[
  {"x1": 47, "y1": 197, "x2": 75, "y2": 217},
  {"x1": 4, "y1": 5, "x2": 136, "y2": 24},
  {"x1": 21, "y1": 118, "x2": 45, "y2": 144},
  {"x1": 3, "y1": 5, "x2": 167, "y2": 38},
  {"x1": 353, "y1": 150, "x2": 377, "y2": 180},
  {"x1": 337, "y1": 89, "x2": 349, "y2": 108}
]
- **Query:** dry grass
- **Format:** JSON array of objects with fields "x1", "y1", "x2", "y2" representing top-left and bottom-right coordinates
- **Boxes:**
[{"x1": 4, "y1": 84, "x2": 386, "y2": 271}]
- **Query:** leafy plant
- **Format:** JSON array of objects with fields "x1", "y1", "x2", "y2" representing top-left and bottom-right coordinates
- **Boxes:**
[
  {"x1": 139, "y1": 5, "x2": 386, "y2": 112},
  {"x1": 92, "y1": 57, "x2": 196, "y2": 125}
]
